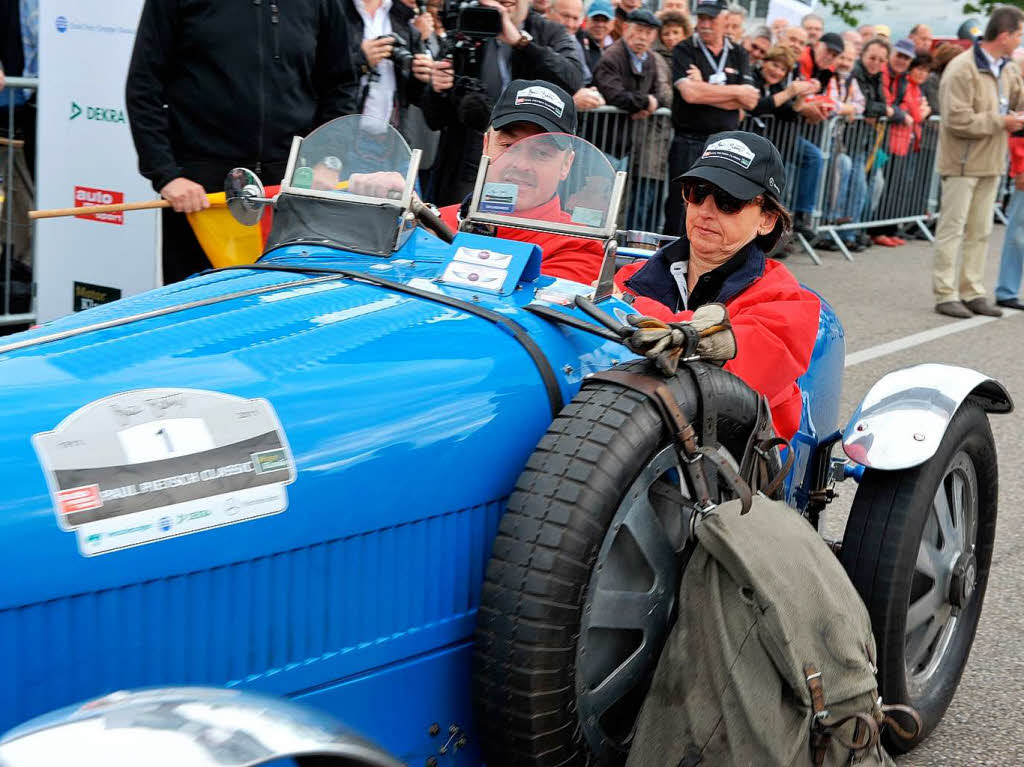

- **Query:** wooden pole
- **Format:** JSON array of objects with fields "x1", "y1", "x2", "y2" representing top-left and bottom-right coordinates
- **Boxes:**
[
  {"x1": 28, "y1": 191, "x2": 229, "y2": 220},
  {"x1": 29, "y1": 198, "x2": 171, "y2": 220}
]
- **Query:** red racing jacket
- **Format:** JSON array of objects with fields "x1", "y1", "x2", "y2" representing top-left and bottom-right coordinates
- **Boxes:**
[
  {"x1": 439, "y1": 196, "x2": 605, "y2": 286},
  {"x1": 616, "y1": 240, "x2": 820, "y2": 440}
]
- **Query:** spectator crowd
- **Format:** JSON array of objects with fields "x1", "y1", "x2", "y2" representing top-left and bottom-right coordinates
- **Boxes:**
[{"x1": 2, "y1": 0, "x2": 1024, "y2": 314}]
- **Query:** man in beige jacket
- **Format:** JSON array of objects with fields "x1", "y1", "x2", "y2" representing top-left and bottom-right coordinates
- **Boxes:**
[{"x1": 934, "y1": 6, "x2": 1024, "y2": 318}]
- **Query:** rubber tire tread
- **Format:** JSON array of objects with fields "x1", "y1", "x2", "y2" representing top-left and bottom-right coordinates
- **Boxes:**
[
  {"x1": 474, "y1": 361, "x2": 761, "y2": 767},
  {"x1": 840, "y1": 402, "x2": 997, "y2": 754}
]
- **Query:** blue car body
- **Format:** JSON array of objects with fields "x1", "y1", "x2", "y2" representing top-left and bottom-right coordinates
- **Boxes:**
[{"x1": 0, "y1": 227, "x2": 843, "y2": 764}]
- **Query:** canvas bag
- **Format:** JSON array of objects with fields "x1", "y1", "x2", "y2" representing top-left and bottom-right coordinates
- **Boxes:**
[{"x1": 626, "y1": 496, "x2": 918, "y2": 767}]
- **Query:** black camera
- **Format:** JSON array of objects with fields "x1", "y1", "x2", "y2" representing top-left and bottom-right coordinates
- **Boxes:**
[
  {"x1": 375, "y1": 32, "x2": 416, "y2": 78},
  {"x1": 439, "y1": 0, "x2": 503, "y2": 78}
]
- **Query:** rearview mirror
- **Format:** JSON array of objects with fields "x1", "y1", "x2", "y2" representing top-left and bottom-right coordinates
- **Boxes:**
[{"x1": 225, "y1": 167, "x2": 268, "y2": 226}]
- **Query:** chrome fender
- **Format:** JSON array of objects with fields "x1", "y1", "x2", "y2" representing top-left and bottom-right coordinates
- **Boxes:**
[
  {"x1": 0, "y1": 687, "x2": 404, "y2": 767},
  {"x1": 842, "y1": 364, "x2": 1013, "y2": 471}
]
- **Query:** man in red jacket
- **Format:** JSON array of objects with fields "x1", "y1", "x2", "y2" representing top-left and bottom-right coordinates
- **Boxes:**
[
  {"x1": 350, "y1": 79, "x2": 605, "y2": 284},
  {"x1": 437, "y1": 79, "x2": 605, "y2": 285},
  {"x1": 615, "y1": 131, "x2": 819, "y2": 439}
]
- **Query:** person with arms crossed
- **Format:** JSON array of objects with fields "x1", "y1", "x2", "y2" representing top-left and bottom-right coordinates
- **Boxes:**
[{"x1": 664, "y1": 0, "x2": 757, "y2": 236}]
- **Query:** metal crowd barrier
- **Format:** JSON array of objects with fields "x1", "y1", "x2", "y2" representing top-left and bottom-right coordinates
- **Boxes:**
[
  {"x1": 578, "y1": 107, "x2": 943, "y2": 264},
  {"x1": 737, "y1": 114, "x2": 834, "y2": 263},
  {"x1": 1, "y1": 76, "x2": 37, "y2": 327},
  {"x1": 736, "y1": 114, "x2": 940, "y2": 263},
  {"x1": 810, "y1": 115, "x2": 940, "y2": 261},
  {"x1": 577, "y1": 106, "x2": 673, "y2": 233}
]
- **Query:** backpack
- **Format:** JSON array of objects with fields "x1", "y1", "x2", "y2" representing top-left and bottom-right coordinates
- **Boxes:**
[{"x1": 626, "y1": 496, "x2": 920, "y2": 767}]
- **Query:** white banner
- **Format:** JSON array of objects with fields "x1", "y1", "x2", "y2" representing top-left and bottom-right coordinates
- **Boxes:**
[{"x1": 36, "y1": 1, "x2": 159, "y2": 323}]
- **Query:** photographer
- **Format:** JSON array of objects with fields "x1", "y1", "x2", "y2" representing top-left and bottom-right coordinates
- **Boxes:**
[
  {"x1": 343, "y1": 0, "x2": 432, "y2": 125},
  {"x1": 422, "y1": 0, "x2": 585, "y2": 204}
]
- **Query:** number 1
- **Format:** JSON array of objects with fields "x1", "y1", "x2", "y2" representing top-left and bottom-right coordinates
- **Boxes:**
[{"x1": 156, "y1": 427, "x2": 174, "y2": 454}]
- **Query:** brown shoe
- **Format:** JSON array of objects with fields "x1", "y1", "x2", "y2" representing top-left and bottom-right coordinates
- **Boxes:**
[
  {"x1": 964, "y1": 297, "x2": 1003, "y2": 317},
  {"x1": 935, "y1": 301, "x2": 973, "y2": 318}
]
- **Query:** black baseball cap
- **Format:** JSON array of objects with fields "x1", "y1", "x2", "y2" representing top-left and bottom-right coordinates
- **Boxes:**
[
  {"x1": 490, "y1": 80, "x2": 576, "y2": 146},
  {"x1": 678, "y1": 131, "x2": 787, "y2": 201},
  {"x1": 820, "y1": 31, "x2": 844, "y2": 54},
  {"x1": 695, "y1": 0, "x2": 727, "y2": 17},
  {"x1": 625, "y1": 8, "x2": 661, "y2": 27}
]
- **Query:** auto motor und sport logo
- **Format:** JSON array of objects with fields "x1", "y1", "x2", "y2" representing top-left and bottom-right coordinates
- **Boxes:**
[
  {"x1": 70, "y1": 101, "x2": 127, "y2": 124},
  {"x1": 74, "y1": 185, "x2": 124, "y2": 225}
]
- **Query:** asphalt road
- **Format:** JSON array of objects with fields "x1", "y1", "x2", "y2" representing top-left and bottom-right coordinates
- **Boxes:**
[{"x1": 787, "y1": 227, "x2": 1024, "y2": 766}]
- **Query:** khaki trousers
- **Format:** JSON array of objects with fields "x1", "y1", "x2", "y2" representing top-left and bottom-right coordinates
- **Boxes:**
[{"x1": 933, "y1": 174, "x2": 1001, "y2": 304}]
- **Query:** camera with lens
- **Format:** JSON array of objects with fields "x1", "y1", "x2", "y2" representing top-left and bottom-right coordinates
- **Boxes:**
[
  {"x1": 438, "y1": 0, "x2": 503, "y2": 78},
  {"x1": 374, "y1": 32, "x2": 416, "y2": 78}
]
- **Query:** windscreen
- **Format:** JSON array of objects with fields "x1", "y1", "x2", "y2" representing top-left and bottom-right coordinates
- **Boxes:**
[
  {"x1": 472, "y1": 132, "x2": 619, "y2": 233},
  {"x1": 286, "y1": 115, "x2": 413, "y2": 202}
]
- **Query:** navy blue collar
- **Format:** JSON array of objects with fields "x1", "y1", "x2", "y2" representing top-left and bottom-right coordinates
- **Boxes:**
[
  {"x1": 973, "y1": 40, "x2": 1007, "y2": 76},
  {"x1": 624, "y1": 237, "x2": 767, "y2": 312}
]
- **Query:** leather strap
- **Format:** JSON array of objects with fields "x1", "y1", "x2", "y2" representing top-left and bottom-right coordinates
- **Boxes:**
[
  {"x1": 879, "y1": 703, "x2": 923, "y2": 743},
  {"x1": 587, "y1": 369, "x2": 714, "y2": 507},
  {"x1": 757, "y1": 437, "x2": 795, "y2": 498},
  {"x1": 688, "y1": 365, "x2": 720, "y2": 493},
  {"x1": 804, "y1": 663, "x2": 887, "y2": 765},
  {"x1": 805, "y1": 664, "x2": 827, "y2": 717},
  {"x1": 697, "y1": 446, "x2": 752, "y2": 514},
  {"x1": 587, "y1": 369, "x2": 755, "y2": 515},
  {"x1": 690, "y1": 365, "x2": 719, "y2": 450}
]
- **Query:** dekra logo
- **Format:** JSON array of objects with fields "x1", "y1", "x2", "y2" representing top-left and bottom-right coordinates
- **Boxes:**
[{"x1": 69, "y1": 101, "x2": 126, "y2": 124}]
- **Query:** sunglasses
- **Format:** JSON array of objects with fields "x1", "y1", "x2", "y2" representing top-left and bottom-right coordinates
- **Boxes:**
[{"x1": 682, "y1": 181, "x2": 759, "y2": 214}]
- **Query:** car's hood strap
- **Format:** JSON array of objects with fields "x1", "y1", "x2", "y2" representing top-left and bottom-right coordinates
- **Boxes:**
[{"x1": 213, "y1": 264, "x2": 565, "y2": 419}]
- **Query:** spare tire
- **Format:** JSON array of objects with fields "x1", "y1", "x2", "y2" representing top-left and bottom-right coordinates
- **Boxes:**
[{"x1": 474, "y1": 361, "x2": 772, "y2": 767}]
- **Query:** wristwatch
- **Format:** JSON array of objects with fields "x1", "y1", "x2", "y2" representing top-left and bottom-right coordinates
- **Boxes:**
[{"x1": 513, "y1": 30, "x2": 533, "y2": 50}]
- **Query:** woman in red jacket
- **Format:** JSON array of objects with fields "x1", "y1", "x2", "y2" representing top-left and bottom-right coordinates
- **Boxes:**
[{"x1": 616, "y1": 131, "x2": 820, "y2": 439}]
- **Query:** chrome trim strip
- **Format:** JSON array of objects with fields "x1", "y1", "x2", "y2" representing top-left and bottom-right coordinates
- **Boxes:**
[{"x1": 0, "y1": 275, "x2": 346, "y2": 357}]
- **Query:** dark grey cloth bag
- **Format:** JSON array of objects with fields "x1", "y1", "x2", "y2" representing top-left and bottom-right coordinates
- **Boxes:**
[{"x1": 626, "y1": 497, "x2": 902, "y2": 767}]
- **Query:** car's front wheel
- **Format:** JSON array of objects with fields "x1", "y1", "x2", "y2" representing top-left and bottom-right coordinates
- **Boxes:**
[
  {"x1": 840, "y1": 402, "x2": 997, "y2": 753},
  {"x1": 473, "y1": 362, "x2": 770, "y2": 766}
]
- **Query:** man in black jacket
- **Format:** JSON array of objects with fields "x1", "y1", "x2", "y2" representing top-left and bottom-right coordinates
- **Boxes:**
[
  {"x1": 593, "y1": 10, "x2": 664, "y2": 116},
  {"x1": 126, "y1": 0, "x2": 359, "y2": 284},
  {"x1": 423, "y1": 0, "x2": 585, "y2": 204}
]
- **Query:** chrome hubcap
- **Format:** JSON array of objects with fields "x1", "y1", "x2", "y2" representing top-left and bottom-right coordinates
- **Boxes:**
[{"x1": 905, "y1": 451, "x2": 978, "y2": 693}]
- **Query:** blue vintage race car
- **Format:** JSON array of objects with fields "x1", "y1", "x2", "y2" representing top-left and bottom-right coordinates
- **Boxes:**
[{"x1": 0, "y1": 117, "x2": 1012, "y2": 766}]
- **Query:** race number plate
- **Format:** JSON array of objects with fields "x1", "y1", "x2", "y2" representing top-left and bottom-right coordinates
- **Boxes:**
[{"x1": 33, "y1": 389, "x2": 296, "y2": 556}]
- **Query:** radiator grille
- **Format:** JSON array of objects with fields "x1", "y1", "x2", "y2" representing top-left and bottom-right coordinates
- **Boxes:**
[{"x1": 0, "y1": 500, "x2": 503, "y2": 731}]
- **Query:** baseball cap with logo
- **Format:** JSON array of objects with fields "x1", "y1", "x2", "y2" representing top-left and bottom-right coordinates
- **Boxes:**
[
  {"x1": 490, "y1": 79, "x2": 577, "y2": 146},
  {"x1": 587, "y1": 0, "x2": 614, "y2": 20},
  {"x1": 695, "y1": 0, "x2": 727, "y2": 17},
  {"x1": 678, "y1": 131, "x2": 787, "y2": 202}
]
